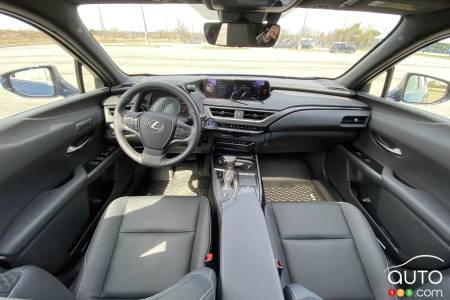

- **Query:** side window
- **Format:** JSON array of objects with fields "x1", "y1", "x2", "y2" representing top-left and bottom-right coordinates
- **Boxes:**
[
  {"x1": 0, "y1": 13, "x2": 104, "y2": 119},
  {"x1": 364, "y1": 71, "x2": 387, "y2": 97},
  {"x1": 364, "y1": 38, "x2": 450, "y2": 119}
]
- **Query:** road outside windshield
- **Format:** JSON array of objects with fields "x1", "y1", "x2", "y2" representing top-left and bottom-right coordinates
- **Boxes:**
[{"x1": 77, "y1": 4, "x2": 400, "y2": 78}]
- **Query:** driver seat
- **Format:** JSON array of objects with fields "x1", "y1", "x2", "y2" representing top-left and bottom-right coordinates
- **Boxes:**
[
  {"x1": 1, "y1": 196, "x2": 215, "y2": 300},
  {"x1": 73, "y1": 195, "x2": 215, "y2": 300}
]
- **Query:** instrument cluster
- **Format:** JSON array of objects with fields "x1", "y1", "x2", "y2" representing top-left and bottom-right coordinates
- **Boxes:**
[{"x1": 137, "y1": 92, "x2": 189, "y2": 117}]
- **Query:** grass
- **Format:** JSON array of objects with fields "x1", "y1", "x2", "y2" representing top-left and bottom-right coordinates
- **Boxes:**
[{"x1": 0, "y1": 30, "x2": 53, "y2": 47}]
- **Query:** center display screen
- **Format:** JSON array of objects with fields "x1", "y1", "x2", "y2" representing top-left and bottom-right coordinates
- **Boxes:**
[{"x1": 203, "y1": 79, "x2": 270, "y2": 101}]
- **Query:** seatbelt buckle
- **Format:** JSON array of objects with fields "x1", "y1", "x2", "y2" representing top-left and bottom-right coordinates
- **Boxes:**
[
  {"x1": 275, "y1": 259, "x2": 283, "y2": 277},
  {"x1": 205, "y1": 252, "x2": 214, "y2": 268}
]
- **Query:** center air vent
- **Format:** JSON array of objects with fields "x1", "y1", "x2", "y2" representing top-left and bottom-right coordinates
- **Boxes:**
[
  {"x1": 210, "y1": 108, "x2": 235, "y2": 118},
  {"x1": 108, "y1": 105, "x2": 132, "y2": 115},
  {"x1": 243, "y1": 110, "x2": 273, "y2": 120}
]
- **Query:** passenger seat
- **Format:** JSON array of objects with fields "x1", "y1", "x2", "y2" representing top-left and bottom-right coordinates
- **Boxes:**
[{"x1": 266, "y1": 201, "x2": 393, "y2": 300}]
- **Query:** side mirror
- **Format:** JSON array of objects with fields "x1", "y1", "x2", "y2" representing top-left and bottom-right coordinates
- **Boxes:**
[
  {"x1": 204, "y1": 22, "x2": 280, "y2": 47},
  {"x1": 401, "y1": 73, "x2": 449, "y2": 104},
  {"x1": 0, "y1": 65, "x2": 79, "y2": 98}
]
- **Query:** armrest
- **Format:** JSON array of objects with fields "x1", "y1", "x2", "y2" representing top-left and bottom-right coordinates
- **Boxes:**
[
  {"x1": 146, "y1": 267, "x2": 216, "y2": 300},
  {"x1": 284, "y1": 283, "x2": 323, "y2": 300}
]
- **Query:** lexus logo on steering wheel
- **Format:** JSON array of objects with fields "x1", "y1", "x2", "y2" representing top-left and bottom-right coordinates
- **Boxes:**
[{"x1": 146, "y1": 120, "x2": 164, "y2": 132}]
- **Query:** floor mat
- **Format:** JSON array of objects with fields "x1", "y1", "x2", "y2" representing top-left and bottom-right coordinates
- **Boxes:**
[
  {"x1": 147, "y1": 163, "x2": 210, "y2": 197},
  {"x1": 259, "y1": 155, "x2": 329, "y2": 202}
]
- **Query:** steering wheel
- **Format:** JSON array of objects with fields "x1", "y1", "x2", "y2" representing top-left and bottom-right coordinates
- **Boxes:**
[{"x1": 113, "y1": 81, "x2": 201, "y2": 168}]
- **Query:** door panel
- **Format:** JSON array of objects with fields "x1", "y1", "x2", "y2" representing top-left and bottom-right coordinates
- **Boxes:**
[
  {"x1": 0, "y1": 89, "x2": 109, "y2": 272},
  {"x1": 327, "y1": 95, "x2": 450, "y2": 269}
]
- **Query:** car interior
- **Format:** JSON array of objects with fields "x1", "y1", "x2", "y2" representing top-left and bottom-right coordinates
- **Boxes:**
[{"x1": 0, "y1": 0, "x2": 449, "y2": 300}]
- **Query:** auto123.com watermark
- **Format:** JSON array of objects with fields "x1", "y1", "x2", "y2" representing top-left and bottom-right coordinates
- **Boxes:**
[{"x1": 385, "y1": 255, "x2": 445, "y2": 298}]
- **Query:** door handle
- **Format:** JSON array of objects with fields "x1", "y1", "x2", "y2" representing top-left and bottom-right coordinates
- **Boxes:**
[
  {"x1": 66, "y1": 135, "x2": 93, "y2": 154},
  {"x1": 374, "y1": 134, "x2": 402, "y2": 156}
]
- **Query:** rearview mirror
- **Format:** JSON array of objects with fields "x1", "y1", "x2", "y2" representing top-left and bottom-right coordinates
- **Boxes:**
[
  {"x1": 401, "y1": 73, "x2": 449, "y2": 104},
  {"x1": 204, "y1": 22, "x2": 280, "y2": 47},
  {"x1": 0, "y1": 65, "x2": 79, "y2": 98}
]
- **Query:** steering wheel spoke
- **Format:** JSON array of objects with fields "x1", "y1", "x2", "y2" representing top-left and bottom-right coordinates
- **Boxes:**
[
  {"x1": 141, "y1": 148, "x2": 167, "y2": 166},
  {"x1": 171, "y1": 117, "x2": 193, "y2": 145}
]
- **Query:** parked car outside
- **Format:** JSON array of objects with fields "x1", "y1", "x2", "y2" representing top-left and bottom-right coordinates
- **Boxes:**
[
  {"x1": 299, "y1": 38, "x2": 314, "y2": 49},
  {"x1": 275, "y1": 39, "x2": 297, "y2": 49},
  {"x1": 330, "y1": 42, "x2": 356, "y2": 53}
]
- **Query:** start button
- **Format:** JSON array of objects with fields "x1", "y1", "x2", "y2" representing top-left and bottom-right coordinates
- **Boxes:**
[{"x1": 206, "y1": 118, "x2": 216, "y2": 128}]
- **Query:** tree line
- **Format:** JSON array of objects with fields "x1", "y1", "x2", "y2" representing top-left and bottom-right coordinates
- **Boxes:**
[{"x1": 279, "y1": 23, "x2": 381, "y2": 49}]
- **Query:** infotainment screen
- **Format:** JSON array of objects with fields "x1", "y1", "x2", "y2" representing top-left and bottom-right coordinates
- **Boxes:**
[{"x1": 203, "y1": 79, "x2": 270, "y2": 101}]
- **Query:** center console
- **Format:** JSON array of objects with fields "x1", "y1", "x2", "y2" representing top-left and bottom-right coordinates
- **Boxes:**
[
  {"x1": 213, "y1": 154, "x2": 260, "y2": 203},
  {"x1": 210, "y1": 153, "x2": 284, "y2": 300}
]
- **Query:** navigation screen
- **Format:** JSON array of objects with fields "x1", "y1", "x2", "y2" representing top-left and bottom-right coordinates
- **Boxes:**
[{"x1": 203, "y1": 79, "x2": 270, "y2": 101}]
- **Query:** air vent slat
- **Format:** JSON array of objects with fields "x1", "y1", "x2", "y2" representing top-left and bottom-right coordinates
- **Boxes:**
[
  {"x1": 243, "y1": 110, "x2": 273, "y2": 120},
  {"x1": 108, "y1": 105, "x2": 132, "y2": 114},
  {"x1": 210, "y1": 108, "x2": 235, "y2": 118}
]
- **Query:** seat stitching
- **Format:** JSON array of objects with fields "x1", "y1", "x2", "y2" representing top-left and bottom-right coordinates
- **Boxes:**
[
  {"x1": 341, "y1": 202, "x2": 398, "y2": 300},
  {"x1": 281, "y1": 237, "x2": 353, "y2": 241},
  {"x1": 208, "y1": 269, "x2": 215, "y2": 300},
  {"x1": 338, "y1": 202, "x2": 376, "y2": 299},
  {"x1": 269, "y1": 204, "x2": 292, "y2": 284},
  {"x1": 118, "y1": 230, "x2": 195, "y2": 234},
  {"x1": 97, "y1": 197, "x2": 129, "y2": 300},
  {"x1": 147, "y1": 274, "x2": 197, "y2": 299},
  {"x1": 189, "y1": 199, "x2": 202, "y2": 271},
  {"x1": 75, "y1": 198, "x2": 126, "y2": 298},
  {"x1": 208, "y1": 202, "x2": 212, "y2": 263},
  {"x1": 208, "y1": 268, "x2": 213, "y2": 281},
  {"x1": 199, "y1": 286, "x2": 213, "y2": 300}
]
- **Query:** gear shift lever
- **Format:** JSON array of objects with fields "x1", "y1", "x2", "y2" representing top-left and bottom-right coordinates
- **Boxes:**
[
  {"x1": 222, "y1": 155, "x2": 237, "y2": 170},
  {"x1": 222, "y1": 155, "x2": 237, "y2": 190}
]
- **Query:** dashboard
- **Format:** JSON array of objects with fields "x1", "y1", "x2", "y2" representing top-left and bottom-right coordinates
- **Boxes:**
[{"x1": 103, "y1": 76, "x2": 370, "y2": 153}]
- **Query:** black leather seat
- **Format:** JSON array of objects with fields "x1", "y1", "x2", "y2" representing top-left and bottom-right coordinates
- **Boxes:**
[
  {"x1": 1, "y1": 196, "x2": 216, "y2": 300},
  {"x1": 75, "y1": 195, "x2": 214, "y2": 300},
  {"x1": 266, "y1": 201, "x2": 393, "y2": 300}
]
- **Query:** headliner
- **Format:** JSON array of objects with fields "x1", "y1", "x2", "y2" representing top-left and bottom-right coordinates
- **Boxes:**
[{"x1": 69, "y1": 0, "x2": 450, "y2": 16}]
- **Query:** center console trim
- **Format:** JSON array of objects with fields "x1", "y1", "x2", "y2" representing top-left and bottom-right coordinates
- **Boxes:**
[{"x1": 210, "y1": 154, "x2": 284, "y2": 300}]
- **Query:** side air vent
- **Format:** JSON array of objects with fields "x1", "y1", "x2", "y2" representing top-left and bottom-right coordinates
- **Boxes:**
[
  {"x1": 108, "y1": 105, "x2": 132, "y2": 115},
  {"x1": 210, "y1": 108, "x2": 235, "y2": 118},
  {"x1": 243, "y1": 110, "x2": 273, "y2": 120},
  {"x1": 341, "y1": 116, "x2": 368, "y2": 125}
]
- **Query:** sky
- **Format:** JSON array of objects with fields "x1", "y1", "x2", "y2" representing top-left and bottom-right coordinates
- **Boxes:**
[{"x1": 0, "y1": 4, "x2": 401, "y2": 38}]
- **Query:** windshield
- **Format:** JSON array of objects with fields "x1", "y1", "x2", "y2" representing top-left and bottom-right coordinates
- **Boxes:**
[{"x1": 78, "y1": 4, "x2": 400, "y2": 78}]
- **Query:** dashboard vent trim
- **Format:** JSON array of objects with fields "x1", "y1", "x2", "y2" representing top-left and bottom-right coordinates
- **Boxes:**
[
  {"x1": 107, "y1": 105, "x2": 132, "y2": 115},
  {"x1": 243, "y1": 110, "x2": 274, "y2": 121},
  {"x1": 341, "y1": 115, "x2": 368, "y2": 126},
  {"x1": 210, "y1": 108, "x2": 236, "y2": 118}
]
